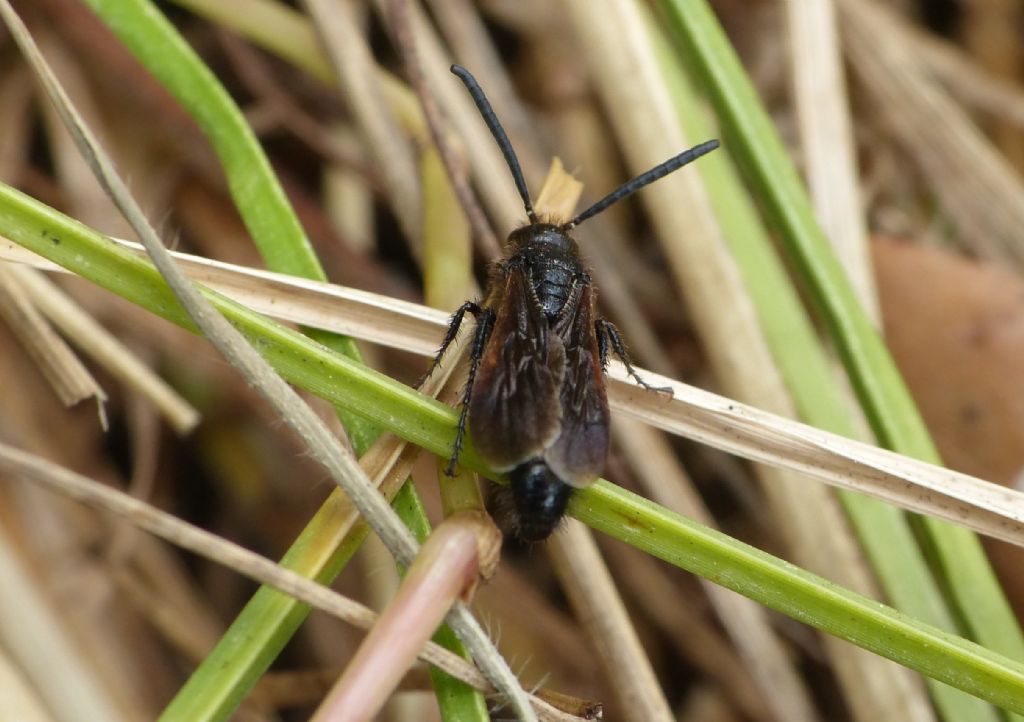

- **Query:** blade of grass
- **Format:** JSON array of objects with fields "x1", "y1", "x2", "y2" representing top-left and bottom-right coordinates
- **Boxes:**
[
  {"x1": 12, "y1": 224, "x2": 1024, "y2": 553},
  {"x1": 394, "y1": 477, "x2": 492, "y2": 722},
  {"x1": 548, "y1": 522, "x2": 675, "y2": 722},
  {"x1": 783, "y1": 0, "x2": 877, "y2": 319},
  {"x1": 75, "y1": 2, "x2": 472, "y2": 719},
  {"x1": 572, "y1": 1, "x2": 944, "y2": 717},
  {"x1": 170, "y1": 0, "x2": 335, "y2": 83},
  {"x1": 12, "y1": 3, "x2": 537, "y2": 718},
  {"x1": 571, "y1": 483, "x2": 1024, "y2": 715},
  {"x1": 7, "y1": 183, "x2": 1024, "y2": 714},
  {"x1": 0, "y1": 442, "x2": 583, "y2": 722},
  {"x1": 646, "y1": 11, "x2": 987, "y2": 720},
  {"x1": 657, "y1": 0, "x2": 1024, "y2": 679},
  {"x1": 0, "y1": 263, "x2": 104, "y2": 409},
  {"x1": 417, "y1": 140, "x2": 490, "y2": 722}
]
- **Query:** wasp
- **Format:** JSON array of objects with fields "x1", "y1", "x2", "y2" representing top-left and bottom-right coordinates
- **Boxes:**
[{"x1": 423, "y1": 65, "x2": 718, "y2": 541}]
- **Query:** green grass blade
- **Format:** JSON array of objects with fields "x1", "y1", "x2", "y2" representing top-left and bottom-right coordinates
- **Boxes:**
[
  {"x1": 168, "y1": 0, "x2": 334, "y2": 83},
  {"x1": 74, "y1": 2, "x2": 457, "y2": 719},
  {"x1": 81, "y1": 0, "x2": 321, "y2": 280},
  {"x1": 6, "y1": 182, "x2": 1024, "y2": 713},
  {"x1": 573, "y1": 484, "x2": 1024, "y2": 715},
  {"x1": 656, "y1": 0, "x2": 1024, "y2": 691},
  {"x1": 418, "y1": 146, "x2": 490, "y2": 721},
  {"x1": 646, "y1": 12, "x2": 999, "y2": 720},
  {"x1": 396, "y1": 483, "x2": 491, "y2": 722}
]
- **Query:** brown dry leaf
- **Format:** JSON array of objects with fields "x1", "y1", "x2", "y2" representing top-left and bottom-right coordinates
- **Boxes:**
[
  {"x1": 874, "y1": 237, "x2": 1024, "y2": 485},
  {"x1": 874, "y1": 236, "x2": 1024, "y2": 616}
]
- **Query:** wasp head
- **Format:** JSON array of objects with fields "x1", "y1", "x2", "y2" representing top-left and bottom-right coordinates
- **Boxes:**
[{"x1": 507, "y1": 222, "x2": 579, "y2": 255}]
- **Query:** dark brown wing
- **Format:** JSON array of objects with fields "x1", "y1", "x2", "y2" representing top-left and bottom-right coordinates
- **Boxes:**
[
  {"x1": 468, "y1": 264, "x2": 565, "y2": 471},
  {"x1": 544, "y1": 282, "x2": 609, "y2": 488}
]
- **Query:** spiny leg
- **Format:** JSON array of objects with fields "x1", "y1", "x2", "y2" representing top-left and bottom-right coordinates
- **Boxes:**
[
  {"x1": 596, "y1": 318, "x2": 672, "y2": 394},
  {"x1": 446, "y1": 307, "x2": 495, "y2": 475},
  {"x1": 596, "y1": 318, "x2": 610, "y2": 371},
  {"x1": 416, "y1": 300, "x2": 482, "y2": 389}
]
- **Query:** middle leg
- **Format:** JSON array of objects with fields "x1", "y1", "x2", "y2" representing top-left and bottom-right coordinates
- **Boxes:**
[
  {"x1": 416, "y1": 300, "x2": 482, "y2": 389},
  {"x1": 446, "y1": 307, "x2": 495, "y2": 475}
]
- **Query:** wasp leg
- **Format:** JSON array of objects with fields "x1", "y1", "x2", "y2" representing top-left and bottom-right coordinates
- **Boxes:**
[
  {"x1": 596, "y1": 318, "x2": 610, "y2": 371},
  {"x1": 416, "y1": 301, "x2": 483, "y2": 389},
  {"x1": 446, "y1": 307, "x2": 495, "y2": 476},
  {"x1": 596, "y1": 318, "x2": 672, "y2": 395}
]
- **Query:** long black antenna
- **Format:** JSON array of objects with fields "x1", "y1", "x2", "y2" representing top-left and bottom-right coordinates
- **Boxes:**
[
  {"x1": 562, "y1": 139, "x2": 720, "y2": 230},
  {"x1": 450, "y1": 64, "x2": 538, "y2": 223}
]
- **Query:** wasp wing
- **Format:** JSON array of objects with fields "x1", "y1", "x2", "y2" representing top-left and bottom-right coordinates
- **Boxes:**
[
  {"x1": 544, "y1": 282, "x2": 610, "y2": 488},
  {"x1": 468, "y1": 264, "x2": 565, "y2": 471}
]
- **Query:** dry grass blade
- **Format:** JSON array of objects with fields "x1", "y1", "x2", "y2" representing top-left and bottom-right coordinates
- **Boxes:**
[
  {"x1": 613, "y1": 417, "x2": 817, "y2": 722},
  {"x1": 368, "y1": 0, "x2": 525, "y2": 237},
  {"x1": 0, "y1": 442, "x2": 581, "y2": 722},
  {"x1": 784, "y1": 0, "x2": 877, "y2": 321},
  {"x1": 0, "y1": 4, "x2": 536, "y2": 719},
  {"x1": 0, "y1": 516, "x2": 126, "y2": 722},
  {"x1": 386, "y1": 0, "x2": 501, "y2": 259},
  {"x1": 548, "y1": 521, "x2": 675, "y2": 722},
  {"x1": 29, "y1": 238, "x2": 445, "y2": 352},
  {"x1": 534, "y1": 158, "x2": 584, "y2": 222},
  {"x1": 7, "y1": 238, "x2": 1024, "y2": 551},
  {"x1": 9, "y1": 264, "x2": 199, "y2": 434},
  {"x1": 0, "y1": 263, "x2": 105, "y2": 410},
  {"x1": 564, "y1": 1, "x2": 925, "y2": 716},
  {"x1": 0, "y1": 646, "x2": 53, "y2": 722},
  {"x1": 909, "y1": 18, "x2": 1024, "y2": 129},
  {"x1": 313, "y1": 512, "x2": 499, "y2": 722},
  {"x1": 839, "y1": 0, "x2": 1024, "y2": 266},
  {"x1": 301, "y1": 0, "x2": 421, "y2": 247},
  {"x1": 426, "y1": 0, "x2": 549, "y2": 182}
]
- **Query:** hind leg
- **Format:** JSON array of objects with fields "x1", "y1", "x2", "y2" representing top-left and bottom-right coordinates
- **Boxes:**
[{"x1": 596, "y1": 318, "x2": 672, "y2": 394}]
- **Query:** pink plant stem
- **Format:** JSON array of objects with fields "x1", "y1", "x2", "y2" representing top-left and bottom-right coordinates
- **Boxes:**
[{"x1": 312, "y1": 513, "x2": 491, "y2": 722}]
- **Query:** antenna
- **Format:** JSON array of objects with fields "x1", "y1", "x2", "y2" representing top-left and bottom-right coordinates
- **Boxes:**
[
  {"x1": 450, "y1": 65, "x2": 538, "y2": 223},
  {"x1": 562, "y1": 139, "x2": 720, "y2": 230}
]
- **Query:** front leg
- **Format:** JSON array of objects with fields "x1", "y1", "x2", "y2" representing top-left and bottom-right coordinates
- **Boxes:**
[
  {"x1": 446, "y1": 307, "x2": 495, "y2": 475},
  {"x1": 416, "y1": 300, "x2": 483, "y2": 389},
  {"x1": 596, "y1": 318, "x2": 672, "y2": 394}
]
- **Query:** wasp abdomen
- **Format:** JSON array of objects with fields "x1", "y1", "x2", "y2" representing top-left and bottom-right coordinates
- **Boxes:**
[{"x1": 508, "y1": 460, "x2": 573, "y2": 542}]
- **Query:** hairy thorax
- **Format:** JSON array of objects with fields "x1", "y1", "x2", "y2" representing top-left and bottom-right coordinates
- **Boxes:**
[{"x1": 506, "y1": 223, "x2": 587, "y2": 320}]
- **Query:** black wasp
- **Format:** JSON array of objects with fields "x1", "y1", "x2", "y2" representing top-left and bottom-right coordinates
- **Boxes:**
[{"x1": 422, "y1": 65, "x2": 718, "y2": 541}]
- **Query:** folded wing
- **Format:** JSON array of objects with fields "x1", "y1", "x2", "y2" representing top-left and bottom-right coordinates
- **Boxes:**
[
  {"x1": 469, "y1": 264, "x2": 565, "y2": 471},
  {"x1": 545, "y1": 283, "x2": 609, "y2": 487}
]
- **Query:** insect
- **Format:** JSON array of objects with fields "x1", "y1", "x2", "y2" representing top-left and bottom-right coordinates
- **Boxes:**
[{"x1": 423, "y1": 65, "x2": 719, "y2": 541}]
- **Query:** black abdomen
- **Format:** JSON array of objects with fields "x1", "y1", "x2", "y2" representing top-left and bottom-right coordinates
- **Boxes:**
[{"x1": 508, "y1": 460, "x2": 573, "y2": 542}]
